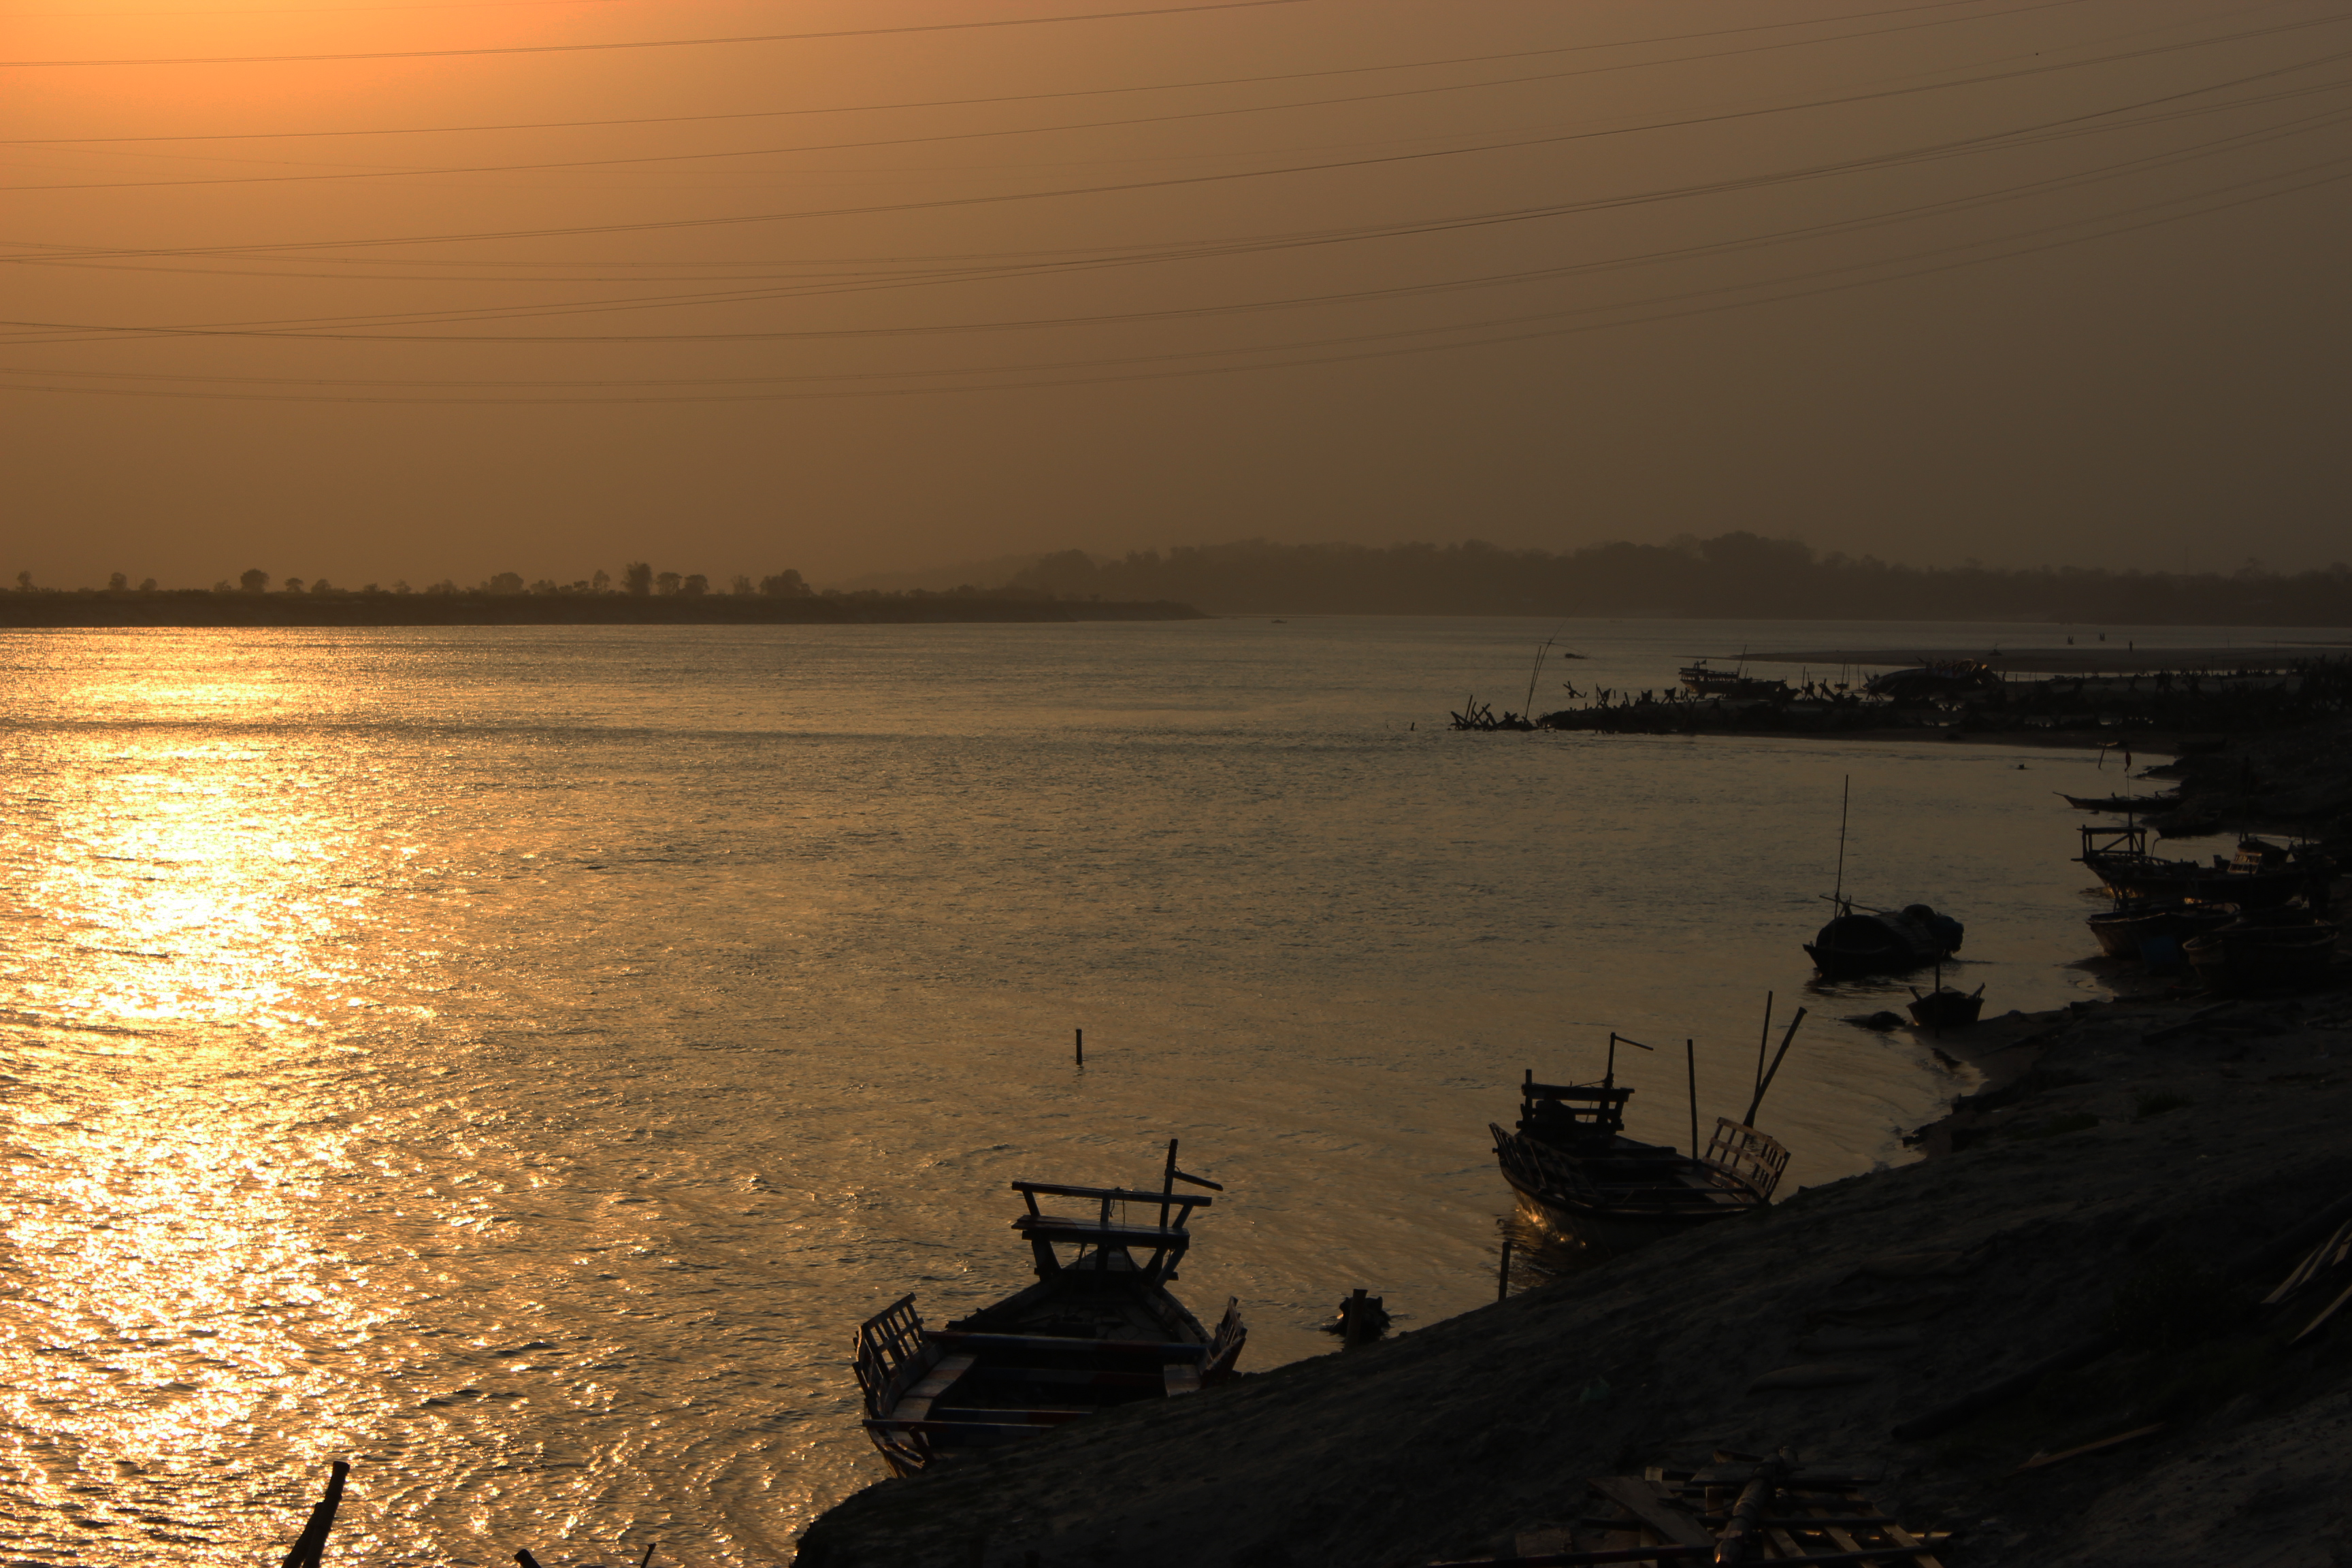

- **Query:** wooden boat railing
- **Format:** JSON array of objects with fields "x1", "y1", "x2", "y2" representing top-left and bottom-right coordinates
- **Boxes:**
[
  {"x1": 1008, "y1": 1179, "x2": 1210, "y2": 1284},
  {"x1": 1704, "y1": 1118, "x2": 1790, "y2": 1203}
]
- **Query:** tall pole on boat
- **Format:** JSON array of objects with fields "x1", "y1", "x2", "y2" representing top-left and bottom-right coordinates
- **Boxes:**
[
  {"x1": 1522, "y1": 640, "x2": 1548, "y2": 723},
  {"x1": 1831, "y1": 775, "x2": 1851, "y2": 911},
  {"x1": 1753, "y1": 992, "x2": 1774, "y2": 1100},
  {"x1": 1160, "y1": 1138, "x2": 1178, "y2": 1229},
  {"x1": 1686, "y1": 1040, "x2": 1699, "y2": 1161}
]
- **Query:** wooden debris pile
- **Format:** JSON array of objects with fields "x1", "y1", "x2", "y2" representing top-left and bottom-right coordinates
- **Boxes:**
[{"x1": 1428, "y1": 1449, "x2": 1948, "y2": 1566}]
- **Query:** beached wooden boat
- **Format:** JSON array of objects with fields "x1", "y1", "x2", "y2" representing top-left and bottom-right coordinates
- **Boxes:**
[
  {"x1": 2078, "y1": 824, "x2": 2331, "y2": 909},
  {"x1": 1803, "y1": 900, "x2": 1963, "y2": 979},
  {"x1": 851, "y1": 1146, "x2": 1245, "y2": 1477},
  {"x1": 2085, "y1": 900, "x2": 2235, "y2": 963},
  {"x1": 1490, "y1": 1045, "x2": 1788, "y2": 1252}
]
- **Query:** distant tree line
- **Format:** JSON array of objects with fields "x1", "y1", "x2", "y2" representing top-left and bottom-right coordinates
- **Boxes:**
[
  {"x1": 10, "y1": 565, "x2": 819, "y2": 598},
  {"x1": 1008, "y1": 536, "x2": 2352, "y2": 625}
]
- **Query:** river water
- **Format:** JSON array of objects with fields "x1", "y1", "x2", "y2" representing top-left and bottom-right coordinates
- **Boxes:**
[{"x1": 0, "y1": 615, "x2": 2319, "y2": 1565}]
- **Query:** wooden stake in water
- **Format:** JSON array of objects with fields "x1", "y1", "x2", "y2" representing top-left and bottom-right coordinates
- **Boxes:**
[
  {"x1": 1075, "y1": 1028, "x2": 1083, "y2": 1068},
  {"x1": 1497, "y1": 1239, "x2": 1514, "y2": 1303},
  {"x1": 1744, "y1": 1007, "x2": 1810, "y2": 1126}
]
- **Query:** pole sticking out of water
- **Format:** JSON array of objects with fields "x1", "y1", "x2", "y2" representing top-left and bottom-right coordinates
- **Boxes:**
[
  {"x1": 1832, "y1": 774, "x2": 1851, "y2": 910},
  {"x1": 1744, "y1": 1007, "x2": 1809, "y2": 1126},
  {"x1": 1686, "y1": 1039, "x2": 1700, "y2": 1160},
  {"x1": 1497, "y1": 1239, "x2": 1514, "y2": 1302},
  {"x1": 1075, "y1": 1028, "x2": 1083, "y2": 1068}
]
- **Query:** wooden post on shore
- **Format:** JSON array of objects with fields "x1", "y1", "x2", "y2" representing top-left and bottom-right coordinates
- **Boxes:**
[
  {"x1": 1497, "y1": 1239, "x2": 1514, "y2": 1302},
  {"x1": 1075, "y1": 1028, "x2": 1083, "y2": 1068}
]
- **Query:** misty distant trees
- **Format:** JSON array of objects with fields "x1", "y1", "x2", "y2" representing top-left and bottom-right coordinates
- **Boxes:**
[
  {"x1": 1007, "y1": 535, "x2": 2352, "y2": 625},
  {"x1": 28, "y1": 561, "x2": 819, "y2": 599}
]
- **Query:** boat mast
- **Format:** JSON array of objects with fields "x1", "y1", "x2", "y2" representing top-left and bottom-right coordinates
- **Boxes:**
[{"x1": 1831, "y1": 774, "x2": 1851, "y2": 913}]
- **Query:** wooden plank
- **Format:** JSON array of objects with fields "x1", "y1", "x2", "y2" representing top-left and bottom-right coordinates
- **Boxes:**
[
  {"x1": 1585, "y1": 1479, "x2": 1714, "y2": 1551},
  {"x1": 2012, "y1": 1423, "x2": 2166, "y2": 1472},
  {"x1": 2291, "y1": 1279, "x2": 2352, "y2": 1345},
  {"x1": 1009, "y1": 1181, "x2": 1212, "y2": 1208},
  {"x1": 922, "y1": 1330, "x2": 1207, "y2": 1359},
  {"x1": 892, "y1": 1354, "x2": 977, "y2": 1423},
  {"x1": 1011, "y1": 1217, "x2": 1192, "y2": 1247},
  {"x1": 961, "y1": 1365, "x2": 1163, "y2": 1389}
]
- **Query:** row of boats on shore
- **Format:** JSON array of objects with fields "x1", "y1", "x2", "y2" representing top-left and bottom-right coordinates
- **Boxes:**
[
  {"x1": 847, "y1": 768, "x2": 2342, "y2": 1484},
  {"x1": 851, "y1": 1017, "x2": 1812, "y2": 1477}
]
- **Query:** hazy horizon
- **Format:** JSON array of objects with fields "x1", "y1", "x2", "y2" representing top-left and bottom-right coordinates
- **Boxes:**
[{"x1": 8, "y1": 1, "x2": 2349, "y2": 587}]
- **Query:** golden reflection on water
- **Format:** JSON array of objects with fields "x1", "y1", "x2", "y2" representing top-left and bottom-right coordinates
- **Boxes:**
[{"x1": 3, "y1": 661, "x2": 417, "y2": 1559}]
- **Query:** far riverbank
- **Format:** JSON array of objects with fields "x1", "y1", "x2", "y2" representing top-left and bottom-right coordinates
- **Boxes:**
[{"x1": 0, "y1": 591, "x2": 1203, "y2": 628}]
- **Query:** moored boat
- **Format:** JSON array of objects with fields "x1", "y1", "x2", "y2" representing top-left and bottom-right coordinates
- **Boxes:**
[
  {"x1": 1906, "y1": 983, "x2": 1984, "y2": 1030},
  {"x1": 2078, "y1": 824, "x2": 2332, "y2": 909},
  {"x1": 1804, "y1": 901, "x2": 1963, "y2": 978},
  {"x1": 1490, "y1": 1034, "x2": 1790, "y2": 1252},
  {"x1": 851, "y1": 1143, "x2": 1245, "y2": 1477},
  {"x1": 2085, "y1": 900, "x2": 2235, "y2": 963},
  {"x1": 2058, "y1": 792, "x2": 2180, "y2": 813}
]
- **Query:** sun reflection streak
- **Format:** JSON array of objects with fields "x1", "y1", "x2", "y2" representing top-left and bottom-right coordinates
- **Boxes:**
[{"x1": 0, "y1": 647, "x2": 438, "y2": 1562}]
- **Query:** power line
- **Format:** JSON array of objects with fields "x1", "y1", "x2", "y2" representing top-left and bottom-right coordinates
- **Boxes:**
[
  {"x1": 8, "y1": 153, "x2": 2344, "y2": 405},
  {"x1": 13, "y1": 100, "x2": 2346, "y2": 386},
  {"x1": 10, "y1": 68, "x2": 2344, "y2": 348},
  {"x1": 0, "y1": 1, "x2": 1307, "y2": 69},
  {"x1": 10, "y1": 17, "x2": 2344, "y2": 276},
  {"x1": 0, "y1": 0, "x2": 2083, "y2": 144}
]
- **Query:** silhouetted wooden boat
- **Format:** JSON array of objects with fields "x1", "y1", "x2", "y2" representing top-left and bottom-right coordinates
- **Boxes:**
[
  {"x1": 2058, "y1": 791, "x2": 2178, "y2": 813},
  {"x1": 1490, "y1": 1038, "x2": 1788, "y2": 1252},
  {"x1": 2085, "y1": 900, "x2": 2235, "y2": 962},
  {"x1": 851, "y1": 1143, "x2": 1244, "y2": 1477},
  {"x1": 1906, "y1": 983, "x2": 1984, "y2": 1030},
  {"x1": 2078, "y1": 824, "x2": 2331, "y2": 909},
  {"x1": 1804, "y1": 900, "x2": 1964, "y2": 978},
  {"x1": 2185, "y1": 913, "x2": 2342, "y2": 993}
]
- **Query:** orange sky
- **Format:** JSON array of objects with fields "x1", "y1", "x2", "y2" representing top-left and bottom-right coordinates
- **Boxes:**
[{"x1": 5, "y1": 0, "x2": 2349, "y2": 589}]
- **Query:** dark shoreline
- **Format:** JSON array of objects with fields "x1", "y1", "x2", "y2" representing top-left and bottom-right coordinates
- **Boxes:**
[
  {"x1": 0, "y1": 593, "x2": 1204, "y2": 628},
  {"x1": 796, "y1": 718, "x2": 2352, "y2": 1568}
]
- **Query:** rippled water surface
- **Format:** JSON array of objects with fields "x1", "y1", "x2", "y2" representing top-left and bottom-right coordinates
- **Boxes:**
[{"x1": 0, "y1": 616, "x2": 2313, "y2": 1565}]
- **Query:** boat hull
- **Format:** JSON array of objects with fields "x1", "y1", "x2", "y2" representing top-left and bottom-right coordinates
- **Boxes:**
[
  {"x1": 1489, "y1": 1120, "x2": 1782, "y2": 1256},
  {"x1": 1805, "y1": 909, "x2": 1961, "y2": 978}
]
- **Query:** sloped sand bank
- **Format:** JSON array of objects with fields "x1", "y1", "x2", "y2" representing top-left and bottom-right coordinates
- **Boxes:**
[{"x1": 798, "y1": 990, "x2": 2352, "y2": 1567}]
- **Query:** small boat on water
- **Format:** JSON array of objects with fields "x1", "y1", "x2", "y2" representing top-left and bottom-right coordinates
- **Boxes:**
[
  {"x1": 851, "y1": 1143, "x2": 1245, "y2": 1477},
  {"x1": 1906, "y1": 983, "x2": 1984, "y2": 1030},
  {"x1": 1805, "y1": 900, "x2": 1964, "y2": 979},
  {"x1": 1803, "y1": 779, "x2": 1964, "y2": 979},
  {"x1": 2058, "y1": 791, "x2": 2180, "y2": 813},
  {"x1": 1490, "y1": 1032, "x2": 1791, "y2": 1252}
]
